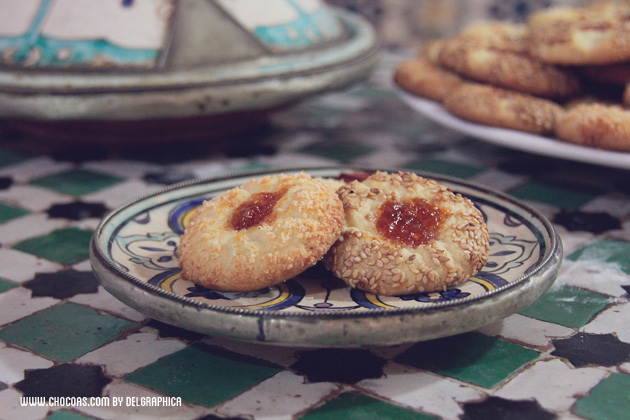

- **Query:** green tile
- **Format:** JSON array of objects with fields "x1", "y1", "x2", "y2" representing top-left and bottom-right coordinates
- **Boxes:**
[
  {"x1": 0, "y1": 381, "x2": 7, "y2": 391},
  {"x1": 519, "y1": 285, "x2": 609, "y2": 328},
  {"x1": 0, "y1": 302, "x2": 138, "y2": 362},
  {"x1": 125, "y1": 345, "x2": 281, "y2": 407},
  {"x1": 299, "y1": 140, "x2": 373, "y2": 163},
  {"x1": 568, "y1": 239, "x2": 630, "y2": 275},
  {"x1": 0, "y1": 150, "x2": 30, "y2": 168},
  {"x1": 575, "y1": 373, "x2": 630, "y2": 420},
  {"x1": 0, "y1": 278, "x2": 17, "y2": 293},
  {"x1": 509, "y1": 181, "x2": 595, "y2": 209},
  {"x1": 29, "y1": 169, "x2": 123, "y2": 196},
  {"x1": 46, "y1": 410, "x2": 97, "y2": 420},
  {"x1": 394, "y1": 333, "x2": 539, "y2": 389},
  {"x1": 405, "y1": 158, "x2": 484, "y2": 179},
  {"x1": 300, "y1": 393, "x2": 438, "y2": 420},
  {"x1": 0, "y1": 202, "x2": 30, "y2": 223},
  {"x1": 13, "y1": 227, "x2": 93, "y2": 264}
]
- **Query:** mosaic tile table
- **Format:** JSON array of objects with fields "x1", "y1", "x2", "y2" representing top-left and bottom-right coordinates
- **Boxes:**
[{"x1": 0, "y1": 53, "x2": 629, "y2": 420}]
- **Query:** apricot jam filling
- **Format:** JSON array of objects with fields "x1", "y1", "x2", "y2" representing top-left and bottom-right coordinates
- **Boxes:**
[
  {"x1": 231, "y1": 189, "x2": 287, "y2": 230},
  {"x1": 376, "y1": 197, "x2": 450, "y2": 247}
]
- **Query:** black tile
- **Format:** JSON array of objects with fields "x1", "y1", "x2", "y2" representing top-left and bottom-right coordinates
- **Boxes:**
[
  {"x1": 46, "y1": 201, "x2": 109, "y2": 221},
  {"x1": 15, "y1": 364, "x2": 111, "y2": 398},
  {"x1": 143, "y1": 171, "x2": 196, "y2": 186},
  {"x1": 551, "y1": 332, "x2": 630, "y2": 368},
  {"x1": 0, "y1": 176, "x2": 12, "y2": 190},
  {"x1": 291, "y1": 349, "x2": 386, "y2": 384},
  {"x1": 24, "y1": 269, "x2": 99, "y2": 299},
  {"x1": 462, "y1": 396, "x2": 556, "y2": 420},
  {"x1": 553, "y1": 209, "x2": 621, "y2": 234}
]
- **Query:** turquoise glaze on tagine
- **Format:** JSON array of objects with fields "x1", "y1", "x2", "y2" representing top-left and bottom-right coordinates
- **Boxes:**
[{"x1": 0, "y1": 0, "x2": 378, "y2": 141}]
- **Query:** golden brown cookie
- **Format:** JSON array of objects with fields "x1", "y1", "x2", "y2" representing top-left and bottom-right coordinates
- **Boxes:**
[
  {"x1": 324, "y1": 171, "x2": 489, "y2": 296},
  {"x1": 555, "y1": 102, "x2": 630, "y2": 151},
  {"x1": 438, "y1": 39, "x2": 581, "y2": 98},
  {"x1": 456, "y1": 20, "x2": 530, "y2": 53},
  {"x1": 394, "y1": 58, "x2": 463, "y2": 102},
  {"x1": 179, "y1": 173, "x2": 344, "y2": 291},
  {"x1": 443, "y1": 83, "x2": 564, "y2": 134},
  {"x1": 419, "y1": 39, "x2": 446, "y2": 64},
  {"x1": 528, "y1": 1, "x2": 630, "y2": 65}
]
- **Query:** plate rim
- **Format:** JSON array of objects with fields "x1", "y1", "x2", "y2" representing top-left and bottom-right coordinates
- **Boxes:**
[
  {"x1": 90, "y1": 166, "x2": 562, "y2": 321},
  {"x1": 396, "y1": 88, "x2": 630, "y2": 170}
]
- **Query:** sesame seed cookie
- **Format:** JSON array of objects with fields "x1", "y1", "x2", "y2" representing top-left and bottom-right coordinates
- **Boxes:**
[
  {"x1": 455, "y1": 20, "x2": 530, "y2": 53},
  {"x1": 324, "y1": 171, "x2": 489, "y2": 296},
  {"x1": 394, "y1": 58, "x2": 463, "y2": 102},
  {"x1": 443, "y1": 83, "x2": 564, "y2": 135},
  {"x1": 527, "y1": 1, "x2": 630, "y2": 65},
  {"x1": 179, "y1": 173, "x2": 344, "y2": 292},
  {"x1": 438, "y1": 38, "x2": 581, "y2": 98},
  {"x1": 555, "y1": 102, "x2": 630, "y2": 151}
]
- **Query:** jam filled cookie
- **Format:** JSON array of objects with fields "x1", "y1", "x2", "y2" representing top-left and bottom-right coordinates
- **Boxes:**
[
  {"x1": 443, "y1": 83, "x2": 564, "y2": 134},
  {"x1": 527, "y1": 1, "x2": 630, "y2": 65},
  {"x1": 324, "y1": 171, "x2": 489, "y2": 296},
  {"x1": 179, "y1": 173, "x2": 344, "y2": 291},
  {"x1": 556, "y1": 102, "x2": 630, "y2": 152},
  {"x1": 394, "y1": 58, "x2": 463, "y2": 102}
]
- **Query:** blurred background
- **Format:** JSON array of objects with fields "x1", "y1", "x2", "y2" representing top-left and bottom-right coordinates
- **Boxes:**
[{"x1": 329, "y1": 0, "x2": 592, "y2": 49}]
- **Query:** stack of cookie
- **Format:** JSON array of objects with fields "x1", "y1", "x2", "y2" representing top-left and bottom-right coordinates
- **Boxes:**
[{"x1": 394, "y1": 0, "x2": 630, "y2": 152}]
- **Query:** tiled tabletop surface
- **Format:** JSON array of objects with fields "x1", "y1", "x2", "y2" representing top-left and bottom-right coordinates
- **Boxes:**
[{"x1": 1, "y1": 53, "x2": 629, "y2": 420}]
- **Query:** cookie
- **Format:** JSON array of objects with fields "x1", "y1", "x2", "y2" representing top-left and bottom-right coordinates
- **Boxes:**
[
  {"x1": 438, "y1": 39, "x2": 581, "y2": 98},
  {"x1": 528, "y1": 1, "x2": 630, "y2": 65},
  {"x1": 179, "y1": 173, "x2": 344, "y2": 291},
  {"x1": 394, "y1": 58, "x2": 463, "y2": 102},
  {"x1": 324, "y1": 171, "x2": 489, "y2": 296},
  {"x1": 443, "y1": 83, "x2": 564, "y2": 134},
  {"x1": 555, "y1": 102, "x2": 630, "y2": 151},
  {"x1": 456, "y1": 20, "x2": 530, "y2": 53}
]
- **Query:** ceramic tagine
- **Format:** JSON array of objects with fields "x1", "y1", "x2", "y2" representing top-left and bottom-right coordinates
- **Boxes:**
[{"x1": 0, "y1": 0, "x2": 378, "y2": 142}]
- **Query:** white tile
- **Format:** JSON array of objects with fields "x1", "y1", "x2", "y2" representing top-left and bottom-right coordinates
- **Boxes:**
[
  {"x1": 0, "y1": 157, "x2": 72, "y2": 183},
  {"x1": 494, "y1": 358, "x2": 608, "y2": 412},
  {"x1": 0, "y1": 287, "x2": 58, "y2": 327},
  {"x1": 357, "y1": 363, "x2": 484, "y2": 420},
  {"x1": 0, "y1": 214, "x2": 69, "y2": 246},
  {"x1": 0, "y1": 341, "x2": 54, "y2": 384},
  {"x1": 69, "y1": 286, "x2": 146, "y2": 322},
  {"x1": 0, "y1": 388, "x2": 49, "y2": 420},
  {"x1": 82, "y1": 180, "x2": 159, "y2": 209},
  {"x1": 82, "y1": 160, "x2": 163, "y2": 179},
  {"x1": 201, "y1": 337, "x2": 297, "y2": 367},
  {"x1": 0, "y1": 249, "x2": 62, "y2": 283},
  {"x1": 76, "y1": 331, "x2": 186, "y2": 377},
  {"x1": 619, "y1": 362, "x2": 630, "y2": 375},
  {"x1": 556, "y1": 260, "x2": 629, "y2": 297},
  {"x1": 470, "y1": 169, "x2": 527, "y2": 193},
  {"x1": 477, "y1": 313, "x2": 574, "y2": 348},
  {"x1": 217, "y1": 370, "x2": 339, "y2": 420},
  {"x1": 0, "y1": 185, "x2": 74, "y2": 212},
  {"x1": 256, "y1": 153, "x2": 336, "y2": 169},
  {"x1": 580, "y1": 192, "x2": 630, "y2": 218},
  {"x1": 352, "y1": 148, "x2": 412, "y2": 168},
  {"x1": 581, "y1": 302, "x2": 630, "y2": 343},
  {"x1": 76, "y1": 381, "x2": 205, "y2": 420}
]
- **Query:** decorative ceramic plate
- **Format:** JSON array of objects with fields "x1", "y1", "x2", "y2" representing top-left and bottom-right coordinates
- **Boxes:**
[
  {"x1": 397, "y1": 89, "x2": 630, "y2": 171},
  {"x1": 90, "y1": 167, "x2": 562, "y2": 347}
]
